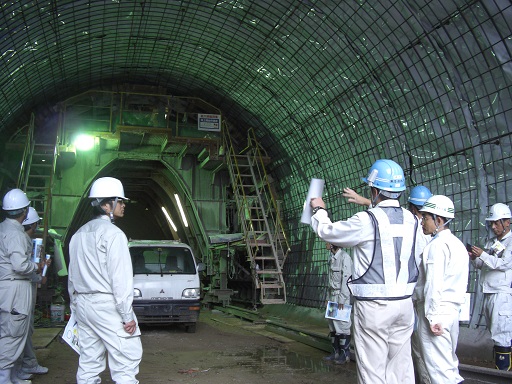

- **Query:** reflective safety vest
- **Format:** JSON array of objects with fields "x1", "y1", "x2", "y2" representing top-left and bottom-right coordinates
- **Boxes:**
[{"x1": 348, "y1": 206, "x2": 418, "y2": 300}]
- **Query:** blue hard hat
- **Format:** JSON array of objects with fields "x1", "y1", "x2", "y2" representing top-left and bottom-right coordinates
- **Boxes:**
[
  {"x1": 362, "y1": 159, "x2": 406, "y2": 192},
  {"x1": 408, "y1": 185, "x2": 433, "y2": 207}
]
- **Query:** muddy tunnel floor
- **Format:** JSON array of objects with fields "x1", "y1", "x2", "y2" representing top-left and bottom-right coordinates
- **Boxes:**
[{"x1": 29, "y1": 308, "x2": 358, "y2": 384}]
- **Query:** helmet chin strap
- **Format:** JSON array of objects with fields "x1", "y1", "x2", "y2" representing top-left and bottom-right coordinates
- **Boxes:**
[
  {"x1": 94, "y1": 198, "x2": 118, "y2": 222},
  {"x1": 431, "y1": 215, "x2": 453, "y2": 237},
  {"x1": 370, "y1": 189, "x2": 381, "y2": 208},
  {"x1": 109, "y1": 197, "x2": 119, "y2": 223}
]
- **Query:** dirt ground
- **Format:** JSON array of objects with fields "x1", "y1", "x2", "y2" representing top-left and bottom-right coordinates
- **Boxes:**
[{"x1": 29, "y1": 308, "x2": 358, "y2": 384}]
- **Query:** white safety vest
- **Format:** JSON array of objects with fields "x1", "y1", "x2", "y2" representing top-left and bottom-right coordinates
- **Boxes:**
[{"x1": 348, "y1": 206, "x2": 418, "y2": 300}]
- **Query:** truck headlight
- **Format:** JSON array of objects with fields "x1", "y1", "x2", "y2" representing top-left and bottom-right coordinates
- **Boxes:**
[
  {"x1": 182, "y1": 288, "x2": 200, "y2": 298},
  {"x1": 133, "y1": 288, "x2": 142, "y2": 298}
]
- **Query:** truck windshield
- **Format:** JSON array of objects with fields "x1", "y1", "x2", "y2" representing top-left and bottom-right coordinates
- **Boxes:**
[{"x1": 130, "y1": 246, "x2": 196, "y2": 275}]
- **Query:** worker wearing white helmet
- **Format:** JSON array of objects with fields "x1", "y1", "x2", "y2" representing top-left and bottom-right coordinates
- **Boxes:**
[
  {"x1": 14, "y1": 208, "x2": 49, "y2": 380},
  {"x1": 311, "y1": 159, "x2": 418, "y2": 384},
  {"x1": 68, "y1": 177, "x2": 142, "y2": 384},
  {"x1": 468, "y1": 203, "x2": 512, "y2": 371},
  {"x1": 418, "y1": 195, "x2": 469, "y2": 384},
  {"x1": 0, "y1": 189, "x2": 45, "y2": 384}
]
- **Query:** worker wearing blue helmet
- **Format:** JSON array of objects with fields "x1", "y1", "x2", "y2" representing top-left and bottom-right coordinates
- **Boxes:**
[
  {"x1": 408, "y1": 186, "x2": 434, "y2": 384},
  {"x1": 343, "y1": 182, "x2": 433, "y2": 384},
  {"x1": 310, "y1": 159, "x2": 418, "y2": 384}
]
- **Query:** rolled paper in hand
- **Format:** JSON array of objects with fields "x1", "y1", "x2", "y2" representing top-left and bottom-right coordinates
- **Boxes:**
[
  {"x1": 300, "y1": 178, "x2": 325, "y2": 224},
  {"x1": 42, "y1": 254, "x2": 51, "y2": 277}
]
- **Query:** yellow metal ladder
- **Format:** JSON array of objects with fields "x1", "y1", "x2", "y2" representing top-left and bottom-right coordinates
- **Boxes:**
[
  {"x1": 17, "y1": 113, "x2": 58, "y2": 252},
  {"x1": 224, "y1": 127, "x2": 290, "y2": 304}
]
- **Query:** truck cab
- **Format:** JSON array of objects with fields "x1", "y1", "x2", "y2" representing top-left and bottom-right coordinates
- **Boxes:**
[{"x1": 128, "y1": 240, "x2": 204, "y2": 333}]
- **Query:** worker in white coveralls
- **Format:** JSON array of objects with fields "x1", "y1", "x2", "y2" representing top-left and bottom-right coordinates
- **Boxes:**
[
  {"x1": 468, "y1": 203, "x2": 512, "y2": 371},
  {"x1": 323, "y1": 242, "x2": 353, "y2": 364},
  {"x1": 310, "y1": 159, "x2": 418, "y2": 384},
  {"x1": 68, "y1": 177, "x2": 142, "y2": 384},
  {"x1": 417, "y1": 195, "x2": 469, "y2": 384},
  {"x1": 342, "y1": 184, "x2": 433, "y2": 383},
  {"x1": 407, "y1": 186, "x2": 433, "y2": 384},
  {"x1": 16, "y1": 208, "x2": 49, "y2": 381},
  {"x1": 0, "y1": 189, "x2": 45, "y2": 384}
]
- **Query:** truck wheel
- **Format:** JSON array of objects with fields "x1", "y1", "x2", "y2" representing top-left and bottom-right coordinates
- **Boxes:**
[{"x1": 185, "y1": 323, "x2": 197, "y2": 333}]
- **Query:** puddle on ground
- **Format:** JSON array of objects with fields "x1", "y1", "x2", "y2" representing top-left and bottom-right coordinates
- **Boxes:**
[{"x1": 215, "y1": 345, "x2": 347, "y2": 374}]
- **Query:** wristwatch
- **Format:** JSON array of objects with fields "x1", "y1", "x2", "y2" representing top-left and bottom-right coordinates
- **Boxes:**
[{"x1": 312, "y1": 206, "x2": 326, "y2": 214}]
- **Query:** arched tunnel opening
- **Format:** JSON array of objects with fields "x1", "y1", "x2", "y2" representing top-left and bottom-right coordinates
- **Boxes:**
[{"x1": 0, "y1": 1, "x2": 511, "y2": 379}]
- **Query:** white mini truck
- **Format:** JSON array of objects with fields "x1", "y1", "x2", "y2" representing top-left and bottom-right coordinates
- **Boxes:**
[{"x1": 128, "y1": 240, "x2": 205, "y2": 333}]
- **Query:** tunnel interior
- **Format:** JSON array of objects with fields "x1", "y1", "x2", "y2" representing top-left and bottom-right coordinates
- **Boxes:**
[{"x1": 0, "y1": 0, "x2": 511, "y2": 343}]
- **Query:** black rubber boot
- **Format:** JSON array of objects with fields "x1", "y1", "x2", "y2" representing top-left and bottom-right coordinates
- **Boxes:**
[
  {"x1": 334, "y1": 334, "x2": 351, "y2": 365},
  {"x1": 323, "y1": 333, "x2": 340, "y2": 361},
  {"x1": 494, "y1": 345, "x2": 511, "y2": 371}
]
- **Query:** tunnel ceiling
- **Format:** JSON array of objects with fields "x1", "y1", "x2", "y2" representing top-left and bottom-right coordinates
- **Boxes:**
[{"x1": 1, "y1": 0, "x2": 511, "y2": 225}]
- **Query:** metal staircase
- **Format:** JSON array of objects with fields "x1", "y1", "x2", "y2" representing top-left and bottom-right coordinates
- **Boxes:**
[
  {"x1": 224, "y1": 127, "x2": 290, "y2": 304},
  {"x1": 17, "y1": 113, "x2": 58, "y2": 251}
]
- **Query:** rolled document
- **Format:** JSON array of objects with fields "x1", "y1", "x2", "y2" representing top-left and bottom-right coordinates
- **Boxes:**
[
  {"x1": 42, "y1": 254, "x2": 51, "y2": 277},
  {"x1": 300, "y1": 178, "x2": 325, "y2": 224}
]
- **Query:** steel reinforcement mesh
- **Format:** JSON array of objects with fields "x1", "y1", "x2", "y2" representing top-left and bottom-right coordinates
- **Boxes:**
[
  {"x1": 265, "y1": 1, "x2": 512, "y2": 328},
  {"x1": 1, "y1": 1, "x2": 511, "y2": 326}
]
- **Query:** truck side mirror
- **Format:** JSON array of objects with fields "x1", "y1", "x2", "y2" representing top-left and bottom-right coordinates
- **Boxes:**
[{"x1": 196, "y1": 262, "x2": 206, "y2": 272}]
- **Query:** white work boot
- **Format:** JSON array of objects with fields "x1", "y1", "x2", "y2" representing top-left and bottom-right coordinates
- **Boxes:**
[
  {"x1": 20, "y1": 364, "x2": 48, "y2": 375},
  {"x1": 10, "y1": 368, "x2": 31, "y2": 384},
  {"x1": 17, "y1": 370, "x2": 33, "y2": 380}
]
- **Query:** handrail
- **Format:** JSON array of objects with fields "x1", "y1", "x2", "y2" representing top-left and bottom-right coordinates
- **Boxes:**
[
  {"x1": 223, "y1": 124, "x2": 257, "y2": 246},
  {"x1": 223, "y1": 124, "x2": 288, "y2": 303},
  {"x1": 42, "y1": 140, "x2": 59, "y2": 251},
  {"x1": 247, "y1": 128, "x2": 291, "y2": 263},
  {"x1": 17, "y1": 113, "x2": 35, "y2": 190}
]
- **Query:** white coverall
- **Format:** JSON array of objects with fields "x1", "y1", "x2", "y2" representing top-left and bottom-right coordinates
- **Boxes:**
[
  {"x1": 312, "y1": 200, "x2": 417, "y2": 384},
  {"x1": 69, "y1": 215, "x2": 142, "y2": 384},
  {"x1": 471, "y1": 231, "x2": 512, "y2": 347},
  {"x1": 411, "y1": 226, "x2": 432, "y2": 384},
  {"x1": 417, "y1": 229, "x2": 469, "y2": 384},
  {"x1": 0, "y1": 218, "x2": 38, "y2": 371},
  {"x1": 327, "y1": 248, "x2": 352, "y2": 335},
  {"x1": 20, "y1": 271, "x2": 43, "y2": 371}
]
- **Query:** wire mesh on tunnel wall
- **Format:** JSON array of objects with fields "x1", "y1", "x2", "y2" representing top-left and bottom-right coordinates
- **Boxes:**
[
  {"x1": 0, "y1": 1, "x2": 511, "y2": 324},
  {"x1": 261, "y1": 1, "x2": 512, "y2": 321}
]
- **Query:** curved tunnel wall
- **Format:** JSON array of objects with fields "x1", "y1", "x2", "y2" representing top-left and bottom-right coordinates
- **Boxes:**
[{"x1": 0, "y1": 1, "x2": 511, "y2": 325}]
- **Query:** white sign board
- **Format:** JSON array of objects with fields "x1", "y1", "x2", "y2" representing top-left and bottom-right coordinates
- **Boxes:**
[{"x1": 198, "y1": 114, "x2": 221, "y2": 132}]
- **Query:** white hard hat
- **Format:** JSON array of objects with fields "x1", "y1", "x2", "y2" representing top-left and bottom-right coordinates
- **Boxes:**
[
  {"x1": 2, "y1": 188, "x2": 30, "y2": 211},
  {"x1": 89, "y1": 177, "x2": 128, "y2": 200},
  {"x1": 23, "y1": 207, "x2": 41, "y2": 225},
  {"x1": 486, "y1": 203, "x2": 511, "y2": 221},
  {"x1": 420, "y1": 195, "x2": 455, "y2": 219}
]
